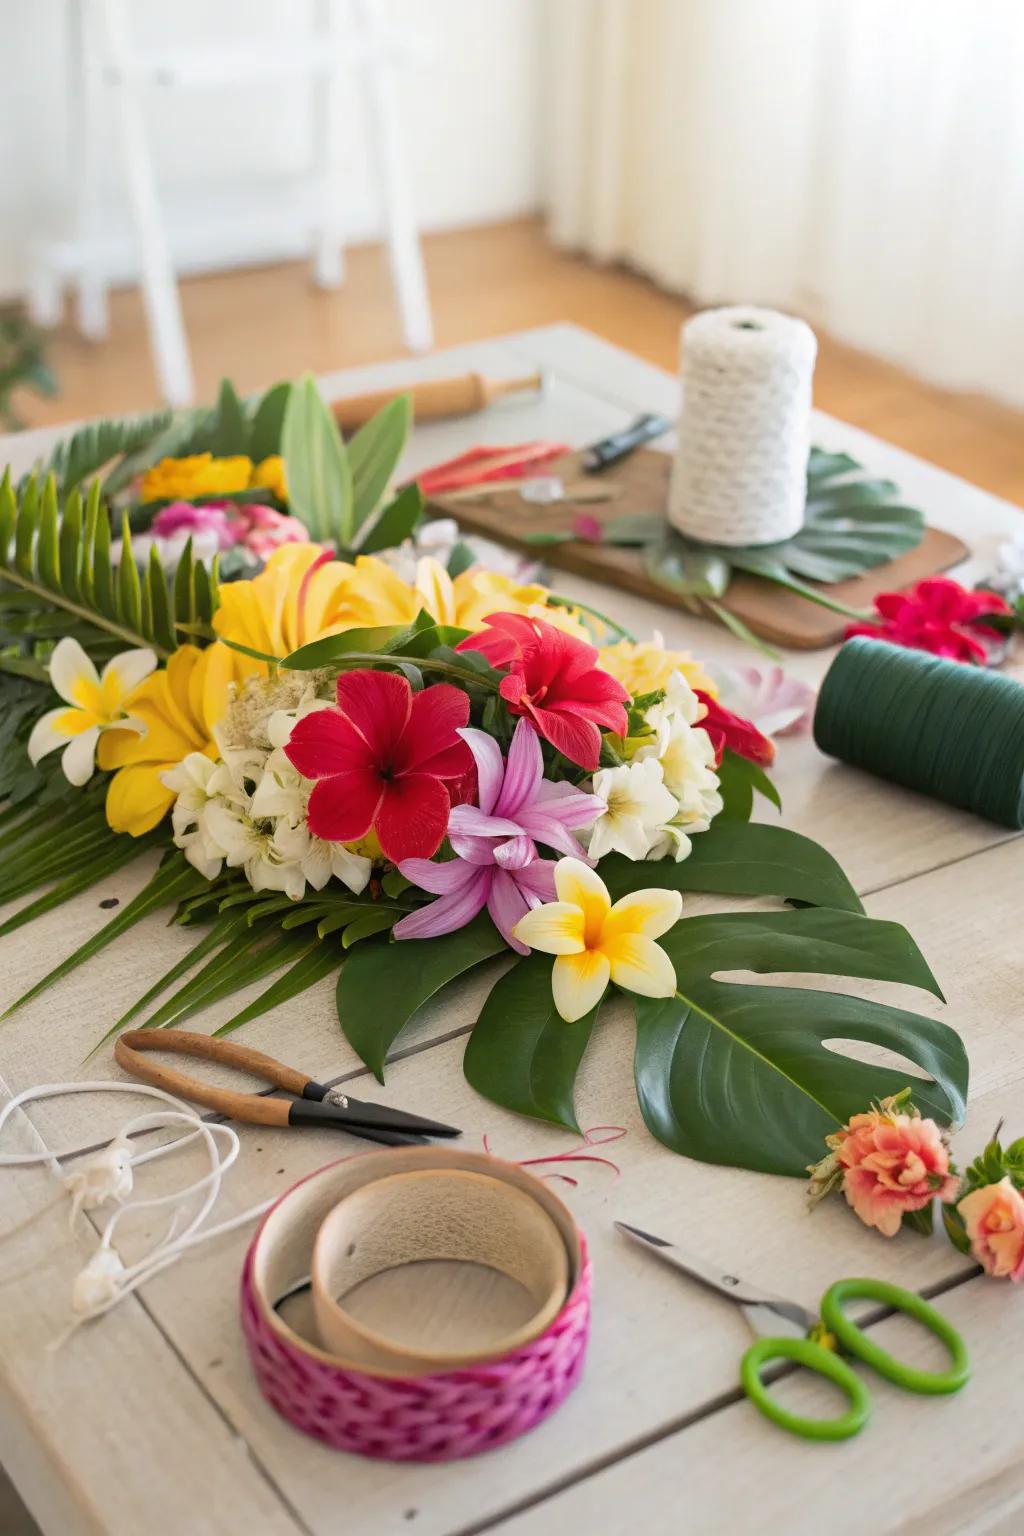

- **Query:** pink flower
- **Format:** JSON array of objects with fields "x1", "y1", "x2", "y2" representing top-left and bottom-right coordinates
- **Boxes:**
[
  {"x1": 829, "y1": 1101, "x2": 959, "y2": 1237},
  {"x1": 393, "y1": 717, "x2": 605, "y2": 950},
  {"x1": 719, "y1": 665, "x2": 815, "y2": 738},
  {"x1": 151, "y1": 501, "x2": 239, "y2": 550},
  {"x1": 845, "y1": 576, "x2": 1010, "y2": 664},
  {"x1": 233, "y1": 503, "x2": 310, "y2": 559},
  {"x1": 958, "y1": 1178, "x2": 1024, "y2": 1280}
]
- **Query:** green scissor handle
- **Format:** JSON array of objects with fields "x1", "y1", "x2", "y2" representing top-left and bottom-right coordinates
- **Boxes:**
[
  {"x1": 741, "y1": 1336, "x2": 872, "y2": 1441},
  {"x1": 820, "y1": 1277, "x2": 970, "y2": 1396}
]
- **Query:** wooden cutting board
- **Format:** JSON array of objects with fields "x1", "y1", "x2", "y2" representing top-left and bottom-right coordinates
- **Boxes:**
[{"x1": 427, "y1": 449, "x2": 968, "y2": 649}]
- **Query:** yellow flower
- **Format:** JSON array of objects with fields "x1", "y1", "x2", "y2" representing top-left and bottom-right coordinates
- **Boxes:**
[
  {"x1": 205, "y1": 546, "x2": 593, "y2": 721},
  {"x1": 598, "y1": 634, "x2": 717, "y2": 700},
  {"x1": 140, "y1": 453, "x2": 254, "y2": 503},
  {"x1": 512, "y1": 858, "x2": 682, "y2": 1023},
  {"x1": 251, "y1": 455, "x2": 288, "y2": 501},
  {"x1": 326, "y1": 555, "x2": 590, "y2": 639},
  {"x1": 27, "y1": 638, "x2": 156, "y2": 786},
  {"x1": 97, "y1": 645, "x2": 219, "y2": 835}
]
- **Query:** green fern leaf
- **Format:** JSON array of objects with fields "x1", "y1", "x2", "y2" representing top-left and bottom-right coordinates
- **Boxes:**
[{"x1": 47, "y1": 408, "x2": 173, "y2": 494}]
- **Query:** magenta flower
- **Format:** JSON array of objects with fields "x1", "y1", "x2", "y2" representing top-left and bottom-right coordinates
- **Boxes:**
[
  {"x1": 393, "y1": 718, "x2": 605, "y2": 951},
  {"x1": 151, "y1": 501, "x2": 239, "y2": 550}
]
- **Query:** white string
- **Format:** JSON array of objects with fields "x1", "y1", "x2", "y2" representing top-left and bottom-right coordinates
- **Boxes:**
[{"x1": 0, "y1": 1079, "x2": 274, "y2": 1343}]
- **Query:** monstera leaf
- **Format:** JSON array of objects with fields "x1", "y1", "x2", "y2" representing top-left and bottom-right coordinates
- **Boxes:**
[
  {"x1": 466, "y1": 905, "x2": 967, "y2": 1177},
  {"x1": 646, "y1": 446, "x2": 925, "y2": 617}
]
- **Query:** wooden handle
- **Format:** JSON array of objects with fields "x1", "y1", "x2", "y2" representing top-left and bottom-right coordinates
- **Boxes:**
[
  {"x1": 331, "y1": 372, "x2": 541, "y2": 431},
  {"x1": 114, "y1": 1029, "x2": 308, "y2": 1128}
]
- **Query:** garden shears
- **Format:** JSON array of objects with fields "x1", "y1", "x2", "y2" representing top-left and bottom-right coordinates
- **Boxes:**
[{"x1": 615, "y1": 1220, "x2": 969, "y2": 1441}]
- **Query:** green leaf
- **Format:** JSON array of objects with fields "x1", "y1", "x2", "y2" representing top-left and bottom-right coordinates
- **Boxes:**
[
  {"x1": 601, "y1": 821, "x2": 863, "y2": 914},
  {"x1": 346, "y1": 393, "x2": 411, "y2": 535},
  {"x1": 716, "y1": 749, "x2": 782, "y2": 821},
  {"x1": 354, "y1": 482, "x2": 423, "y2": 556},
  {"x1": 213, "y1": 941, "x2": 340, "y2": 1037},
  {"x1": 248, "y1": 381, "x2": 292, "y2": 462},
  {"x1": 633, "y1": 907, "x2": 964, "y2": 1176},
  {"x1": 464, "y1": 954, "x2": 599, "y2": 1131},
  {"x1": 337, "y1": 915, "x2": 508, "y2": 1081},
  {"x1": 281, "y1": 374, "x2": 353, "y2": 542},
  {"x1": 282, "y1": 617, "x2": 428, "y2": 670},
  {"x1": 210, "y1": 378, "x2": 248, "y2": 455},
  {"x1": 342, "y1": 909, "x2": 398, "y2": 948},
  {"x1": 47, "y1": 408, "x2": 173, "y2": 494},
  {"x1": 646, "y1": 535, "x2": 730, "y2": 599},
  {"x1": 2, "y1": 855, "x2": 207, "y2": 1019}
]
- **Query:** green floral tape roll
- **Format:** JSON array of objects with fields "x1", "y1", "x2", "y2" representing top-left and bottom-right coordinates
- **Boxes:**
[{"x1": 814, "y1": 637, "x2": 1024, "y2": 828}]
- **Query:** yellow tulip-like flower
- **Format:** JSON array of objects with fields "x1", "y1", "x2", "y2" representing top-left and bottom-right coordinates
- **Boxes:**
[
  {"x1": 250, "y1": 455, "x2": 288, "y2": 501},
  {"x1": 97, "y1": 645, "x2": 219, "y2": 835},
  {"x1": 27, "y1": 637, "x2": 156, "y2": 786},
  {"x1": 598, "y1": 634, "x2": 718, "y2": 700},
  {"x1": 513, "y1": 858, "x2": 682, "y2": 1023},
  {"x1": 140, "y1": 453, "x2": 255, "y2": 503}
]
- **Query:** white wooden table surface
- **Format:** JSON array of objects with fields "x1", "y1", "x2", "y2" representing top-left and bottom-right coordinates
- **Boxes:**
[{"x1": 1, "y1": 325, "x2": 1021, "y2": 1536}]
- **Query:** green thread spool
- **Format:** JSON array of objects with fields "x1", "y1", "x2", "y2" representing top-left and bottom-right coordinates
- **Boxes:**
[{"x1": 814, "y1": 637, "x2": 1024, "y2": 829}]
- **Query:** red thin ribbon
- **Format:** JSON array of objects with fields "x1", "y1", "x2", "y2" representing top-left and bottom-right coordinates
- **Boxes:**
[{"x1": 481, "y1": 1126, "x2": 626, "y2": 1186}]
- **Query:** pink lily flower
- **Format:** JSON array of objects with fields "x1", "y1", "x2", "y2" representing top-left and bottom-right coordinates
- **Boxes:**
[{"x1": 394, "y1": 718, "x2": 605, "y2": 951}]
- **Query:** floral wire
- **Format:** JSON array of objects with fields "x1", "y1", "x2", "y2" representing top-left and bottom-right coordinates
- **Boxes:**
[{"x1": 481, "y1": 1125, "x2": 626, "y2": 1185}]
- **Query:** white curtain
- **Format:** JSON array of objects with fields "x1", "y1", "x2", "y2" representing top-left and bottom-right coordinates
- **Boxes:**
[{"x1": 544, "y1": 0, "x2": 1024, "y2": 408}]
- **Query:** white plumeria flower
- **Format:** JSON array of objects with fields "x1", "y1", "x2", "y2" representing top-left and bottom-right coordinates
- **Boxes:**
[
  {"x1": 162, "y1": 752, "x2": 227, "y2": 879},
  {"x1": 27, "y1": 637, "x2": 155, "y2": 787},
  {"x1": 272, "y1": 818, "x2": 372, "y2": 896},
  {"x1": 589, "y1": 757, "x2": 679, "y2": 861},
  {"x1": 512, "y1": 858, "x2": 682, "y2": 1023},
  {"x1": 630, "y1": 670, "x2": 723, "y2": 860}
]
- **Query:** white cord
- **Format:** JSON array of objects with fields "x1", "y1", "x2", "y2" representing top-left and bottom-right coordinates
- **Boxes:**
[{"x1": 0, "y1": 1079, "x2": 274, "y2": 1341}]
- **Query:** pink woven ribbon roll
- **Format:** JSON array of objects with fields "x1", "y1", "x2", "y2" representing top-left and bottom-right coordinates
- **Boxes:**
[{"x1": 240, "y1": 1151, "x2": 591, "y2": 1461}]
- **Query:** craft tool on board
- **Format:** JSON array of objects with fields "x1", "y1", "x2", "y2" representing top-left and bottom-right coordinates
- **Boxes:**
[
  {"x1": 581, "y1": 412, "x2": 673, "y2": 472},
  {"x1": 616, "y1": 1221, "x2": 969, "y2": 1441},
  {"x1": 114, "y1": 1029, "x2": 460, "y2": 1147},
  {"x1": 331, "y1": 371, "x2": 544, "y2": 432}
]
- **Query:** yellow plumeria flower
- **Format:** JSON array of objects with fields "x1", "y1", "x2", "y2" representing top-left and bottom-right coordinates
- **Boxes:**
[
  {"x1": 27, "y1": 638, "x2": 156, "y2": 787},
  {"x1": 598, "y1": 633, "x2": 718, "y2": 699},
  {"x1": 512, "y1": 857, "x2": 682, "y2": 1023}
]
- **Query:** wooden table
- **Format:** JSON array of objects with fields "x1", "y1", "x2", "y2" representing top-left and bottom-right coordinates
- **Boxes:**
[{"x1": 1, "y1": 325, "x2": 1021, "y2": 1536}]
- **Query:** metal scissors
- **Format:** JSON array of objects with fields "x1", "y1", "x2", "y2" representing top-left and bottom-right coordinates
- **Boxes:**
[
  {"x1": 114, "y1": 1029, "x2": 460, "y2": 1148},
  {"x1": 616, "y1": 1221, "x2": 969, "y2": 1442}
]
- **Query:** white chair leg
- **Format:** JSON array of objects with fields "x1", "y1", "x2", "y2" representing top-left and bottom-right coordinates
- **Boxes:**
[
  {"x1": 94, "y1": 0, "x2": 194, "y2": 405},
  {"x1": 26, "y1": 255, "x2": 64, "y2": 330},
  {"x1": 311, "y1": 0, "x2": 346, "y2": 289},
  {"x1": 355, "y1": 1, "x2": 433, "y2": 352},
  {"x1": 72, "y1": 0, "x2": 110, "y2": 340}
]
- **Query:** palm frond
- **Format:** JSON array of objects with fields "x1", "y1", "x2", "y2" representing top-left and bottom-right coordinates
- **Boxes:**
[
  {"x1": 45, "y1": 409, "x2": 173, "y2": 495},
  {"x1": 0, "y1": 470, "x2": 219, "y2": 659}
]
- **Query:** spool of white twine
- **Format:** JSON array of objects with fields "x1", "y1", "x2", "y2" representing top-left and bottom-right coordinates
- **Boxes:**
[{"x1": 668, "y1": 306, "x2": 818, "y2": 547}]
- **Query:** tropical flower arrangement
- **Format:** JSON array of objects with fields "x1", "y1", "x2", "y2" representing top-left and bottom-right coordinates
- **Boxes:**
[{"x1": 0, "y1": 375, "x2": 970, "y2": 1177}]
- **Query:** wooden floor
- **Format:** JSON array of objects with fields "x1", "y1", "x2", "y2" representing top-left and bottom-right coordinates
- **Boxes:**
[{"x1": 16, "y1": 217, "x2": 1024, "y2": 509}]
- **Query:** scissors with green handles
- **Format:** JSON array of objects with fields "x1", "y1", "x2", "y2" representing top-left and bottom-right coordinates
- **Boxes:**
[{"x1": 615, "y1": 1221, "x2": 969, "y2": 1442}]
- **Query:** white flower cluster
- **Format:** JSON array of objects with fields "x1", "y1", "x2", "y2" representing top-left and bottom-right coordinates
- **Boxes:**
[
  {"x1": 588, "y1": 673, "x2": 723, "y2": 863},
  {"x1": 161, "y1": 688, "x2": 371, "y2": 900}
]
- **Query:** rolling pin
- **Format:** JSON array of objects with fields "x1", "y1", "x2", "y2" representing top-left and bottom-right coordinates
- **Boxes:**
[{"x1": 331, "y1": 371, "x2": 542, "y2": 432}]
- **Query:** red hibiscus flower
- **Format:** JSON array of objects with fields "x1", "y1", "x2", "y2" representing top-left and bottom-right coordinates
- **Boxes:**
[
  {"x1": 845, "y1": 577, "x2": 1010, "y2": 664},
  {"x1": 284, "y1": 670, "x2": 472, "y2": 863},
  {"x1": 694, "y1": 691, "x2": 775, "y2": 766},
  {"x1": 456, "y1": 612, "x2": 629, "y2": 771}
]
